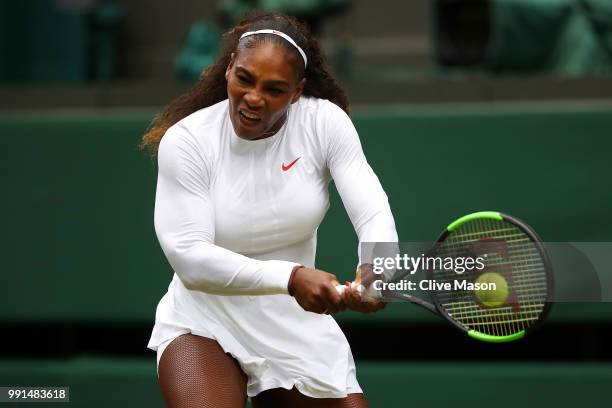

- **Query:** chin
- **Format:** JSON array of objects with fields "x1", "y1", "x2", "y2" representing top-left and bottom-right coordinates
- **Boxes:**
[
  {"x1": 235, "y1": 126, "x2": 261, "y2": 140},
  {"x1": 232, "y1": 116, "x2": 267, "y2": 140}
]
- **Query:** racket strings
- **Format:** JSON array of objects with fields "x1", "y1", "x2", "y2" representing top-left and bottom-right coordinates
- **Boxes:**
[{"x1": 432, "y1": 218, "x2": 548, "y2": 337}]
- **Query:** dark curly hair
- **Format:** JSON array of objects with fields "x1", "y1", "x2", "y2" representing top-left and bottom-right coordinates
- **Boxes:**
[{"x1": 140, "y1": 11, "x2": 349, "y2": 156}]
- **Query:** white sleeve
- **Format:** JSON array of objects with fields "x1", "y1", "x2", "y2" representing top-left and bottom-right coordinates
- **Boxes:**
[
  {"x1": 154, "y1": 126, "x2": 299, "y2": 295},
  {"x1": 322, "y1": 103, "x2": 399, "y2": 265}
]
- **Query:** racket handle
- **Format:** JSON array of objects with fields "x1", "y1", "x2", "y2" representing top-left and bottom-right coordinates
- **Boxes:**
[
  {"x1": 335, "y1": 282, "x2": 381, "y2": 298},
  {"x1": 335, "y1": 282, "x2": 354, "y2": 295}
]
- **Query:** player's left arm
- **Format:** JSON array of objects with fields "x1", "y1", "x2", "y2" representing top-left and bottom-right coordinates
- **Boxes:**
[{"x1": 321, "y1": 102, "x2": 398, "y2": 311}]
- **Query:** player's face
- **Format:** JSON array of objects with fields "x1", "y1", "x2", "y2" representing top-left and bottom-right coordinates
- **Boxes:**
[{"x1": 225, "y1": 42, "x2": 305, "y2": 140}]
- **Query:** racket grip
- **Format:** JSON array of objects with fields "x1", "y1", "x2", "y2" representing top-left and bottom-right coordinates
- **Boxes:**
[
  {"x1": 335, "y1": 282, "x2": 381, "y2": 298},
  {"x1": 335, "y1": 282, "x2": 353, "y2": 295}
]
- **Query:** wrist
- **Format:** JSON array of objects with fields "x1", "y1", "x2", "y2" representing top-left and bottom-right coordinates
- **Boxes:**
[
  {"x1": 358, "y1": 263, "x2": 381, "y2": 288},
  {"x1": 288, "y1": 265, "x2": 304, "y2": 296}
]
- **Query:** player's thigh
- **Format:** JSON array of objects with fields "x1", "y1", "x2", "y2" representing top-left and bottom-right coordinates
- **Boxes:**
[
  {"x1": 251, "y1": 387, "x2": 368, "y2": 408},
  {"x1": 158, "y1": 333, "x2": 247, "y2": 408}
]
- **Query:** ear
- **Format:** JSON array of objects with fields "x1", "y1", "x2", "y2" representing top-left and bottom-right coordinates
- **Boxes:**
[
  {"x1": 291, "y1": 78, "x2": 306, "y2": 104},
  {"x1": 225, "y1": 53, "x2": 236, "y2": 81}
]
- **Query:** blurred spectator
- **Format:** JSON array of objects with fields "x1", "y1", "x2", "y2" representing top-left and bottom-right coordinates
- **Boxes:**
[
  {"x1": 0, "y1": 0, "x2": 124, "y2": 83},
  {"x1": 435, "y1": 0, "x2": 612, "y2": 75}
]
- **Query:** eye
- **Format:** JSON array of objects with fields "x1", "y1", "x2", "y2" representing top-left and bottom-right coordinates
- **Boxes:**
[
  {"x1": 268, "y1": 88, "x2": 285, "y2": 96},
  {"x1": 236, "y1": 74, "x2": 251, "y2": 84}
]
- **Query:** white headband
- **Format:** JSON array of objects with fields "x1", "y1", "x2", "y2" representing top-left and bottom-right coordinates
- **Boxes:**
[{"x1": 240, "y1": 29, "x2": 307, "y2": 68}]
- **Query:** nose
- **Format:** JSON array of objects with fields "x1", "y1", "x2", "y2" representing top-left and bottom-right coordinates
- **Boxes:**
[{"x1": 244, "y1": 88, "x2": 264, "y2": 109}]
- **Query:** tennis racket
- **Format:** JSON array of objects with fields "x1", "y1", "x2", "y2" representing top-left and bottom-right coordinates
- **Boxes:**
[{"x1": 338, "y1": 211, "x2": 553, "y2": 343}]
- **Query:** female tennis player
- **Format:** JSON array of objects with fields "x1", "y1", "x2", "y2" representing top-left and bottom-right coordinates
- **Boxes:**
[{"x1": 142, "y1": 11, "x2": 397, "y2": 407}]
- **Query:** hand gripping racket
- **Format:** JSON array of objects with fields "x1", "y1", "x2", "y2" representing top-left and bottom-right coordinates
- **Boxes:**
[{"x1": 338, "y1": 211, "x2": 553, "y2": 343}]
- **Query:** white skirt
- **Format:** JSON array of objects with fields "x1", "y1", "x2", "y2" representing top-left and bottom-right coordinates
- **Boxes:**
[{"x1": 147, "y1": 275, "x2": 362, "y2": 398}]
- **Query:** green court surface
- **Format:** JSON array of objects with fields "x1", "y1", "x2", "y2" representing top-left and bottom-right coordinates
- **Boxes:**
[{"x1": 1, "y1": 358, "x2": 611, "y2": 407}]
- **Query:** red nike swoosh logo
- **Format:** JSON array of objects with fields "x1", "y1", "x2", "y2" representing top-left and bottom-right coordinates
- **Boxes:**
[{"x1": 282, "y1": 157, "x2": 301, "y2": 171}]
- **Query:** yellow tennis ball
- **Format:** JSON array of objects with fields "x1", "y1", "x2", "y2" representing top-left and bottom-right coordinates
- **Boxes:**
[{"x1": 475, "y1": 272, "x2": 509, "y2": 307}]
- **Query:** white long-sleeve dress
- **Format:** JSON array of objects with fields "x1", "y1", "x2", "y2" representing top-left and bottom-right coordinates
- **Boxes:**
[{"x1": 147, "y1": 96, "x2": 397, "y2": 398}]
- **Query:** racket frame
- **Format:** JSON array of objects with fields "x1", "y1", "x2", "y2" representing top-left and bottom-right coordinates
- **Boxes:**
[{"x1": 373, "y1": 211, "x2": 554, "y2": 343}]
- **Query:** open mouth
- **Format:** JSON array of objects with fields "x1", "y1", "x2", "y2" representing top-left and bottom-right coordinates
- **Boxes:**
[{"x1": 239, "y1": 109, "x2": 261, "y2": 124}]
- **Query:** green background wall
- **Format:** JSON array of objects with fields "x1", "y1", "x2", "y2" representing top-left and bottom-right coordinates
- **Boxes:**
[{"x1": 1, "y1": 105, "x2": 611, "y2": 323}]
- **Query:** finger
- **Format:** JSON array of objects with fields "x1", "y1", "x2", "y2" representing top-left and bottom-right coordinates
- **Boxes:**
[
  {"x1": 351, "y1": 288, "x2": 364, "y2": 305},
  {"x1": 336, "y1": 293, "x2": 348, "y2": 312},
  {"x1": 299, "y1": 297, "x2": 324, "y2": 314},
  {"x1": 324, "y1": 289, "x2": 344, "y2": 314},
  {"x1": 323, "y1": 301, "x2": 341, "y2": 314},
  {"x1": 312, "y1": 303, "x2": 328, "y2": 314},
  {"x1": 367, "y1": 299, "x2": 387, "y2": 312},
  {"x1": 340, "y1": 288, "x2": 356, "y2": 310},
  {"x1": 368, "y1": 302, "x2": 385, "y2": 313},
  {"x1": 354, "y1": 297, "x2": 386, "y2": 313},
  {"x1": 312, "y1": 286, "x2": 337, "y2": 315},
  {"x1": 342, "y1": 292, "x2": 356, "y2": 310},
  {"x1": 348, "y1": 287, "x2": 370, "y2": 311}
]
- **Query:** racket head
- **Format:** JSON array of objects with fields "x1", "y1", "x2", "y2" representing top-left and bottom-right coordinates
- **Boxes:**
[{"x1": 429, "y1": 211, "x2": 553, "y2": 343}]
